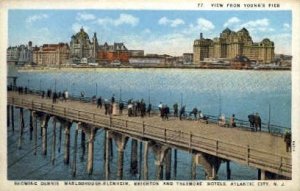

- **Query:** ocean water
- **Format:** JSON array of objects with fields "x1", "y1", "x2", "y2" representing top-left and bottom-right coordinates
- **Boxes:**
[{"x1": 7, "y1": 68, "x2": 291, "y2": 180}]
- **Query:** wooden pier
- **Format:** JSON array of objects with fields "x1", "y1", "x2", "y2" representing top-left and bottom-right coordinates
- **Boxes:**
[{"x1": 7, "y1": 91, "x2": 291, "y2": 180}]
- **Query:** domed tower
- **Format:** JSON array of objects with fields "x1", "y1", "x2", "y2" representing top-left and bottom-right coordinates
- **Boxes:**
[{"x1": 70, "y1": 27, "x2": 94, "y2": 63}]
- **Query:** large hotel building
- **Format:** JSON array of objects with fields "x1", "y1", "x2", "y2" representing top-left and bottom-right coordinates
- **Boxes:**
[{"x1": 193, "y1": 28, "x2": 275, "y2": 64}]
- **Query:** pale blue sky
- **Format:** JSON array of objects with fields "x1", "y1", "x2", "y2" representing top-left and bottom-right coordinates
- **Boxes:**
[{"x1": 8, "y1": 10, "x2": 292, "y2": 55}]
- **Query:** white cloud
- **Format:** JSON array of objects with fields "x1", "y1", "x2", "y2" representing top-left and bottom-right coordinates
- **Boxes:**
[
  {"x1": 76, "y1": 12, "x2": 96, "y2": 21},
  {"x1": 158, "y1": 17, "x2": 185, "y2": 27},
  {"x1": 269, "y1": 33, "x2": 291, "y2": 55},
  {"x1": 196, "y1": 18, "x2": 215, "y2": 31},
  {"x1": 72, "y1": 23, "x2": 90, "y2": 33},
  {"x1": 123, "y1": 32, "x2": 193, "y2": 56},
  {"x1": 97, "y1": 13, "x2": 139, "y2": 27},
  {"x1": 183, "y1": 18, "x2": 215, "y2": 35},
  {"x1": 25, "y1": 14, "x2": 48, "y2": 24},
  {"x1": 283, "y1": 23, "x2": 290, "y2": 29},
  {"x1": 241, "y1": 18, "x2": 269, "y2": 28},
  {"x1": 223, "y1": 17, "x2": 241, "y2": 28}
]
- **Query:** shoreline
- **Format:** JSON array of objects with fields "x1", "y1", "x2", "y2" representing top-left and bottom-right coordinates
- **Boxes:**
[{"x1": 17, "y1": 65, "x2": 291, "y2": 72}]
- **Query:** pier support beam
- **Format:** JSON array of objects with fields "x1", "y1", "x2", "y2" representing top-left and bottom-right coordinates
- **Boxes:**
[
  {"x1": 58, "y1": 121, "x2": 62, "y2": 153},
  {"x1": 191, "y1": 154, "x2": 197, "y2": 180},
  {"x1": 63, "y1": 121, "x2": 72, "y2": 164},
  {"x1": 138, "y1": 141, "x2": 143, "y2": 180},
  {"x1": 258, "y1": 169, "x2": 280, "y2": 180},
  {"x1": 173, "y1": 149, "x2": 177, "y2": 179},
  {"x1": 226, "y1": 160, "x2": 231, "y2": 180},
  {"x1": 80, "y1": 130, "x2": 86, "y2": 162},
  {"x1": 143, "y1": 141, "x2": 149, "y2": 180},
  {"x1": 150, "y1": 142, "x2": 169, "y2": 180},
  {"x1": 111, "y1": 132, "x2": 129, "y2": 180},
  {"x1": 82, "y1": 125, "x2": 97, "y2": 175},
  {"x1": 195, "y1": 152, "x2": 221, "y2": 180},
  {"x1": 18, "y1": 108, "x2": 24, "y2": 150},
  {"x1": 29, "y1": 111, "x2": 33, "y2": 141},
  {"x1": 11, "y1": 105, "x2": 15, "y2": 132},
  {"x1": 51, "y1": 117, "x2": 57, "y2": 165},
  {"x1": 105, "y1": 130, "x2": 112, "y2": 180},
  {"x1": 41, "y1": 114, "x2": 50, "y2": 155},
  {"x1": 130, "y1": 139, "x2": 138, "y2": 175},
  {"x1": 32, "y1": 111, "x2": 37, "y2": 155},
  {"x1": 165, "y1": 148, "x2": 172, "y2": 180},
  {"x1": 72, "y1": 123, "x2": 80, "y2": 177}
]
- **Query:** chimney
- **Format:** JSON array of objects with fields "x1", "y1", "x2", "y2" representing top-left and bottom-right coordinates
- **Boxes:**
[{"x1": 200, "y1": 33, "x2": 203, "y2": 39}]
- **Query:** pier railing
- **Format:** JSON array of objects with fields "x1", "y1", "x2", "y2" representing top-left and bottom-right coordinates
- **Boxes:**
[
  {"x1": 7, "y1": 95, "x2": 291, "y2": 178},
  {"x1": 7, "y1": 87, "x2": 289, "y2": 136}
]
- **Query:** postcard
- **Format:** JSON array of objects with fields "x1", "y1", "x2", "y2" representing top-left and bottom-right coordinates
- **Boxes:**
[{"x1": 0, "y1": 0, "x2": 299, "y2": 190}]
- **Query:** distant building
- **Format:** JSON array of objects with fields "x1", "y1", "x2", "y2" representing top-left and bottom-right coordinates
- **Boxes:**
[
  {"x1": 70, "y1": 27, "x2": 99, "y2": 63},
  {"x1": 7, "y1": 41, "x2": 33, "y2": 65},
  {"x1": 129, "y1": 55, "x2": 165, "y2": 66},
  {"x1": 231, "y1": 55, "x2": 251, "y2": 69},
  {"x1": 33, "y1": 43, "x2": 70, "y2": 66},
  {"x1": 183, "y1": 53, "x2": 193, "y2": 65},
  {"x1": 98, "y1": 42, "x2": 129, "y2": 63},
  {"x1": 193, "y1": 28, "x2": 275, "y2": 64},
  {"x1": 129, "y1": 50, "x2": 144, "y2": 57}
]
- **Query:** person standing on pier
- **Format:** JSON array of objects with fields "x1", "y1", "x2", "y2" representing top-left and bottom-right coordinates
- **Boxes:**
[
  {"x1": 158, "y1": 102, "x2": 163, "y2": 113},
  {"x1": 230, "y1": 114, "x2": 236, "y2": 127},
  {"x1": 111, "y1": 94, "x2": 115, "y2": 104},
  {"x1": 284, "y1": 130, "x2": 291, "y2": 152},
  {"x1": 173, "y1": 103, "x2": 178, "y2": 117},
  {"x1": 179, "y1": 105, "x2": 185, "y2": 120},
  {"x1": 254, "y1": 113, "x2": 261, "y2": 131},
  {"x1": 97, "y1": 96, "x2": 102, "y2": 109},
  {"x1": 147, "y1": 103, "x2": 152, "y2": 117},
  {"x1": 119, "y1": 101, "x2": 124, "y2": 114}
]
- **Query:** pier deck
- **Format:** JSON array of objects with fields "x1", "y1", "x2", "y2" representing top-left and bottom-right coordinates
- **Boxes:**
[{"x1": 7, "y1": 91, "x2": 291, "y2": 178}]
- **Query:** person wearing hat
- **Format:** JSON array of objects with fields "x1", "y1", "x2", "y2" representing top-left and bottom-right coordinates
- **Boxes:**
[{"x1": 284, "y1": 130, "x2": 291, "y2": 152}]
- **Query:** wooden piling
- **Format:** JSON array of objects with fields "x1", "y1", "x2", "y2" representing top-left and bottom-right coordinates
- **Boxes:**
[
  {"x1": 64, "y1": 122, "x2": 71, "y2": 164},
  {"x1": 143, "y1": 141, "x2": 148, "y2": 180},
  {"x1": 173, "y1": 149, "x2": 177, "y2": 179},
  {"x1": 58, "y1": 122, "x2": 62, "y2": 153},
  {"x1": 51, "y1": 118, "x2": 57, "y2": 165},
  {"x1": 191, "y1": 154, "x2": 196, "y2": 180},
  {"x1": 18, "y1": 108, "x2": 24, "y2": 149},
  {"x1": 33, "y1": 112, "x2": 37, "y2": 155},
  {"x1": 226, "y1": 160, "x2": 231, "y2": 180},
  {"x1": 165, "y1": 148, "x2": 172, "y2": 180},
  {"x1": 29, "y1": 111, "x2": 33, "y2": 140},
  {"x1": 11, "y1": 105, "x2": 15, "y2": 132},
  {"x1": 130, "y1": 139, "x2": 138, "y2": 175},
  {"x1": 260, "y1": 169, "x2": 266, "y2": 180},
  {"x1": 155, "y1": 163, "x2": 163, "y2": 180},
  {"x1": 80, "y1": 130, "x2": 86, "y2": 161},
  {"x1": 42, "y1": 118, "x2": 48, "y2": 155},
  {"x1": 138, "y1": 141, "x2": 143, "y2": 180},
  {"x1": 117, "y1": 149, "x2": 125, "y2": 180},
  {"x1": 87, "y1": 129, "x2": 95, "y2": 175},
  {"x1": 105, "y1": 130, "x2": 110, "y2": 180},
  {"x1": 72, "y1": 126, "x2": 79, "y2": 177}
]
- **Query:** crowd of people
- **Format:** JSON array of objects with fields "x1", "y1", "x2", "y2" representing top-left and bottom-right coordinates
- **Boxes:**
[{"x1": 9, "y1": 85, "x2": 290, "y2": 137}]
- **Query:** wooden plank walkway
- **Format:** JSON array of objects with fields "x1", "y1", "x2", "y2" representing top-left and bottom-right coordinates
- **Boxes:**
[{"x1": 7, "y1": 91, "x2": 291, "y2": 178}]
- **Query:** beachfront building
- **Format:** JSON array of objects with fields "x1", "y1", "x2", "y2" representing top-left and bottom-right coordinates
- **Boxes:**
[
  {"x1": 98, "y1": 42, "x2": 144, "y2": 64},
  {"x1": 32, "y1": 43, "x2": 70, "y2": 66},
  {"x1": 193, "y1": 28, "x2": 275, "y2": 64},
  {"x1": 70, "y1": 27, "x2": 99, "y2": 63},
  {"x1": 7, "y1": 41, "x2": 33, "y2": 65}
]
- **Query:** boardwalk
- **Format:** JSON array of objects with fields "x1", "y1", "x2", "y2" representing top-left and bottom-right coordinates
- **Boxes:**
[{"x1": 7, "y1": 91, "x2": 291, "y2": 179}]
